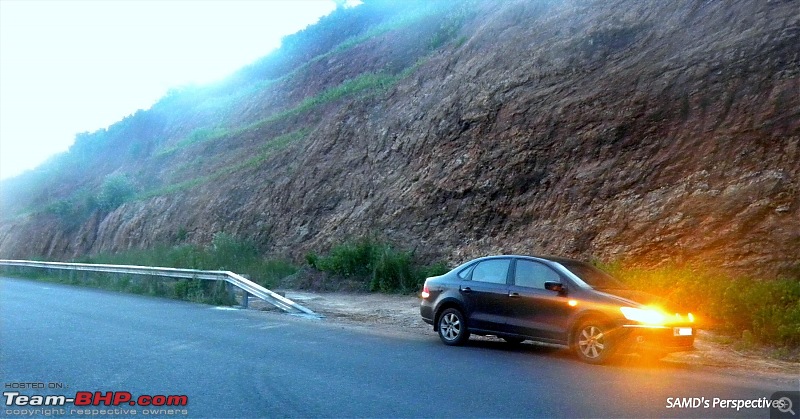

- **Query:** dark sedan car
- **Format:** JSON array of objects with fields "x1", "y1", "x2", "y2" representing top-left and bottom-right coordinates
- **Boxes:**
[{"x1": 420, "y1": 255, "x2": 695, "y2": 364}]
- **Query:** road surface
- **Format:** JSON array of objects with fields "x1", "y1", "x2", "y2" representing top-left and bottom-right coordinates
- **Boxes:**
[{"x1": 1, "y1": 277, "x2": 796, "y2": 418}]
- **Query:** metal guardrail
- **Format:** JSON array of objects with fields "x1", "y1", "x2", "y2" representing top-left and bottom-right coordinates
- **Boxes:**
[{"x1": 0, "y1": 259, "x2": 320, "y2": 318}]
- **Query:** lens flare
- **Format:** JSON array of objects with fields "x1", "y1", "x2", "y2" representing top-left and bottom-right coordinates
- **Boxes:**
[{"x1": 620, "y1": 306, "x2": 668, "y2": 325}]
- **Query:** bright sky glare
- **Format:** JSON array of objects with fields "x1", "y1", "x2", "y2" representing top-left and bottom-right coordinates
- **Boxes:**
[{"x1": 0, "y1": 0, "x2": 349, "y2": 181}]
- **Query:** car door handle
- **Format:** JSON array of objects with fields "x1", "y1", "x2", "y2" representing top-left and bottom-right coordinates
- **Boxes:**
[
  {"x1": 508, "y1": 292, "x2": 520, "y2": 298},
  {"x1": 461, "y1": 287, "x2": 472, "y2": 293}
]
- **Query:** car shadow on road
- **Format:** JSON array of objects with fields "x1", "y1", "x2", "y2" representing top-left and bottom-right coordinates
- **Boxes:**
[
  {"x1": 461, "y1": 338, "x2": 571, "y2": 358},
  {"x1": 459, "y1": 337, "x2": 701, "y2": 371}
]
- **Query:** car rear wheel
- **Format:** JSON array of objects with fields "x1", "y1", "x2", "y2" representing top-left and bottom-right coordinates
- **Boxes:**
[
  {"x1": 438, "y1": 308, "x2": 470, "y2": 345},
  {"x1": 574, "y1": 319, "x2": 616, "y2": 364}
]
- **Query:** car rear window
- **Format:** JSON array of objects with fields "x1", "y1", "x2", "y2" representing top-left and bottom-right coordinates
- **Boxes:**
[{"x1": 470, "y1": 259, "x2": 510, "y2": 284}]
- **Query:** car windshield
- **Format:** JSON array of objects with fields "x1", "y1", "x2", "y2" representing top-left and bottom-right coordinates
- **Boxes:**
[{"x1": 559, "y1": 261, "x2": 629, "y2": 290}]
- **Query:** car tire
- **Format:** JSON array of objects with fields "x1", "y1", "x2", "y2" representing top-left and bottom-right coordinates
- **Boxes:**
[
  {"x1": 438, "y1": 308, "x2": 470, "y2": 346},
  {"x1": 573, "y1": 319, "x2": 616, "y2": 364}
]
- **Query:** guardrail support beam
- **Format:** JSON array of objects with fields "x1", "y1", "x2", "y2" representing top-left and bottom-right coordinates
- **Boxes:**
[{"x1": 0, "y1": 259, "x2": 319, "y2": 317}]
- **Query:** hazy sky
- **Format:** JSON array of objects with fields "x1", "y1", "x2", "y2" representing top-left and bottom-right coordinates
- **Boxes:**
[{"x1": 0, "y1": 0, "x2": 352, "y2": 181}]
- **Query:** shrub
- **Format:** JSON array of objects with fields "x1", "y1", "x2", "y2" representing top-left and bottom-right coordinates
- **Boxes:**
[
  {"x1": 309, "y1": 237, "x2": 449, "y2": 293},
  {"x1": 43, "y1": 189, "x2": 99, "y2": 228},
  {"x1": 173, "y1": 278, "x2": 234, "y2": 305},
  {"x1": 370, "y1": 246, "x2": 414, "y2": 292},
  {"x1": 418, "y1": 261, "x2": 450, "y2": 280},
  {"x1": 96, "y1": 174, "x2": 136, "y2": 211},
  {"x1": 600, "y1": 262, "x2": 800, "y2": 348},
  {"x1": 210, "y1": 232, "x2": 259, "y2": 270},
  {"x1": 305, "y1": 252, "x2": 319, "y2": 269},
  {"x1": 315, "y1": 237, "x2": 378, "y2": 278}
]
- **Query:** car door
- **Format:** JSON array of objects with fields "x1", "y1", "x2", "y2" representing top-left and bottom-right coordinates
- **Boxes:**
[
  {"x1": 505, "y1": 258, "x2": 574, "y2": 343},
  {"x1": 460, "y1": 258, "x2": 511, "y2": 332}
]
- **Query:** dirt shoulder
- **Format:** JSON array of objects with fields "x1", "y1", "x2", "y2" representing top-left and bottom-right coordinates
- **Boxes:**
[{"x1": 250, "y1": 290, "x2": 799, "y2": 383}]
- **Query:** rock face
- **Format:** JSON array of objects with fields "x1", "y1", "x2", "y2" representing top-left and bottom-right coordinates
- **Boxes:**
[{"x1": 1, "y1": 0, "x2": 798, "y2": 279}]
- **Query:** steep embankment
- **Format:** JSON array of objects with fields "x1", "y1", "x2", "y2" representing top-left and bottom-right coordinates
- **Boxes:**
[{"x1": 1, "y1": 0, "x2": 798, "y2": 278}]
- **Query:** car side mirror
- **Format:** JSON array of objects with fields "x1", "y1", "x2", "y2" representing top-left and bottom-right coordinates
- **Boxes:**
[{"x1": 545, "y1": 281, "x2": 566, "y2": 295}]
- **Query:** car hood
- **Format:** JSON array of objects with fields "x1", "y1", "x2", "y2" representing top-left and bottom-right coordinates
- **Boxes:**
[{"x1": 594, "y1": 288, "x2": 668, "y2": 308}]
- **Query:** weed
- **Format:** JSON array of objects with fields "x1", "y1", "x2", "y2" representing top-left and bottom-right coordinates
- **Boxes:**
[{"x1": 309, "y1": 237, "x2": 449, "y2": 293}]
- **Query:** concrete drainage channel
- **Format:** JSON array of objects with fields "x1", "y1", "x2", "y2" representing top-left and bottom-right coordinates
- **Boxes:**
[{"x1": 0, "y1": 260, "x2": 322, "y2": 319}]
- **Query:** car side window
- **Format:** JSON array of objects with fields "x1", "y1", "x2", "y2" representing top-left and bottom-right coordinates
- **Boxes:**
[
  {"x1": 470, "y1": 259, "x2": 510, "y2": 284},
  {"x1": 514, "y1": 260, "x2": 560, "y2": 289},
  {"x1": 457, "y1": 264, "x2": 475, "y2": 279}
]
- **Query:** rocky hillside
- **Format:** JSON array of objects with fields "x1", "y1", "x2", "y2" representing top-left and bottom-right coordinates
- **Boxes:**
[{"x1": 1, "y1": 0, "x2": 798, "y2": 279}]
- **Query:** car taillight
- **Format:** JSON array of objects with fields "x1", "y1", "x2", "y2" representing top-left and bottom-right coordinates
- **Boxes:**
[{"x1": 421, "y1": 282, "x2": 430, "y2": 299}]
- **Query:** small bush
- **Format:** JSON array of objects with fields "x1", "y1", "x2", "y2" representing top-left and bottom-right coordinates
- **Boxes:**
[
  {"x1": 418, "y1": 261, "x2": 450, "y2": 280},
  {"x1": 210, "y1": 232, "x2": 259, "y2": 270},
  {"x1": 305, "y1": 252, "x2": 319, "y2": 269},
  {"x1": 315, "y1": 237, "x2": 377, "y2": 278},
  {"x1": 96, "y1": 174, "x2": 136, "y2": 211},
  {"x1": 371, "y1": 246, "x2": 414, "y2": 292},
  {"x1": 173, "y1": 278, "x2": 203, "y2": 300},
  {"x1": 171, "y1": 278, "x2": 234, "y2": 305},
  {"x1": 309, "y1": 237, "x2": 449, "y2": 293}
]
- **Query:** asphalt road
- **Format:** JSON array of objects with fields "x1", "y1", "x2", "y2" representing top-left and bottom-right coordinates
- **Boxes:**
[{"x1": 1, "y1": 277, "x2": 796, "y2": 418}]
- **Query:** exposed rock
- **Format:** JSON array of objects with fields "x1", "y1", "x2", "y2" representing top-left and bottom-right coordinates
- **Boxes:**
[{"x1": 1, "y1": 0, "x2": 798, "y2": 279}]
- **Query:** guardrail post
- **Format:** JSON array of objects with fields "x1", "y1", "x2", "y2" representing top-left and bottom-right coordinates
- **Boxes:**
[
  {"x1": 226, "y1": 282, "x2": 236, "y2": 303},
  {"x1": 241, "y1": 291, "x2": 249, "y2": 309}
]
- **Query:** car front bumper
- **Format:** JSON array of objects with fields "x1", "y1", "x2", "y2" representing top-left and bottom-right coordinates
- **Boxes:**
[{"x1": 618, "y1": 324, "x2": 695, "y2": 353}]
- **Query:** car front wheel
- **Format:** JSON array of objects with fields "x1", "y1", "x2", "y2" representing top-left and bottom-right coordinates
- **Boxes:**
[
  {"x1": 574, "y1": 319, "x2": 616, "y2": 364},
  {"x1": 438, "y1": 308, "x2": 470, "y2": 346}
]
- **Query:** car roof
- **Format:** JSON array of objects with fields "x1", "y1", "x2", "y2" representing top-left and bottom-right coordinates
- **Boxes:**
[
  {"x1": 469, "y1": 254, "x2": 584, "y2": 265},
  {"x1": 451, "y1": 255, "x2": 588, "y2": 273}
]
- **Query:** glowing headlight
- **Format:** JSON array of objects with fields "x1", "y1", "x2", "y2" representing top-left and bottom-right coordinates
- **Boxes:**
[{"x1": 620, "y1": 306, "x2": 668, "y2": 325}]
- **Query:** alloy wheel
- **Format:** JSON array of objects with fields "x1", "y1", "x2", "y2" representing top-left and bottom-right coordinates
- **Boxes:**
[
  {"x1": 438, "y1": 308, "x2": 469, "y2": 345},
  {"x1": 440, "y1": 312, "x2": 461, "y2": 341},
  {"x1": 578, "y1": 325, "x2": 606, "y2": 360}
]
